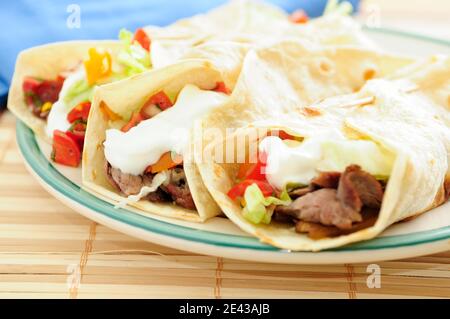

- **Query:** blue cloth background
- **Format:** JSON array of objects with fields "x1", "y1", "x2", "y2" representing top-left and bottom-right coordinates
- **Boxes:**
[{"x1": 0, "y1": 0, "x2": 359, "y2": 107}]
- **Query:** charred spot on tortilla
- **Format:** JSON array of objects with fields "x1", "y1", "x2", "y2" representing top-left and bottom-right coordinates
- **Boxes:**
[
  {"x1": 300, "y1": 107, "x2": 322, "y2": 117},
  {"x1": 314, "y1": 57, "x2": 335, "y2": 76},
  {"x1": 363, "y1": 68, "x2": 376, "y2": 81},
  {"x1": 444, "y1": 176, "x2": 450, "y2": 201}
]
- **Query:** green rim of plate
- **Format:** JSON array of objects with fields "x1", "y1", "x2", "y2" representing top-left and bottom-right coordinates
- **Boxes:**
[{"x1": 16, "y1": 27, "x2": 450, "y2": 253}]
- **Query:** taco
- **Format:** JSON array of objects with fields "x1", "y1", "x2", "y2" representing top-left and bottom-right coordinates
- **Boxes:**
[
  {"x1": 197, "y1": 54, "x2": 449, "y2": 250},
  {"x1": 81, "y1": 39, "x2": 411, "y2": 222}
]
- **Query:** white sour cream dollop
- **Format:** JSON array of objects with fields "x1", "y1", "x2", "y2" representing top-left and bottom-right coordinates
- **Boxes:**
[
  {"x1": 259, "y1": 135, "x2": 394, "y2": 190},
  {"x1": 104, "y1": 84, "x2": 229, "y2": 175}
]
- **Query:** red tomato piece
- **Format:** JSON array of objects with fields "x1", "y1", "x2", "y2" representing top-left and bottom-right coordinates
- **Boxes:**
[
  {"x1": 289, "y1": 9, "x2": 309, "y2": 24},
  {"x1": 237, "y1": 152, "x2": 267, "y2": 181},
  {"x1": 67, "y1": 101, "x2": 91, "y2": 123},
  {"x1": 133, "y1": 28, "x2": 151, "y2": 51},
  {"x1": 52, "y1": 130, "x2": 81, "y2": 167},
  {"x1": 36, "y1": 77, "x2": 64, "y2": 103},
  {"x1": 213, "y1": 82, "x2": 231, "y2": 95},
  {"x1": 22, "y1": 77, "x2": 41, "y2": 94},
  {"x1": 227, "y1": 179, "x2": 274, "y2": 201},
  {"x1": 147, "y1": 91, "x2": 173, "y2": 111},
  {"x1": 268, "y1": 130, "x2": 297, "y2": 140},
  {"x1": 121, "y1": 112, "x2": 145, "y2": 132},
  {"x1": 67, "y1": 121, "x2": 87, "y2": 150}
]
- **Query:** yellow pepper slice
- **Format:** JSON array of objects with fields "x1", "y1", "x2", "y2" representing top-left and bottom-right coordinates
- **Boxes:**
[
  {"x1": 84, "y1": 48, "x2": 112, "y2": 85},
  {"x1": 41, "y1": 102, "x2": 53, "y2": 112}
]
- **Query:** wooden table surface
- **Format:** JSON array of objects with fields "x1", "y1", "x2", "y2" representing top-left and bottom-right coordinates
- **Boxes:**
[{"x1": 1, "y1": 0, "x2": 449, "y2": 299}]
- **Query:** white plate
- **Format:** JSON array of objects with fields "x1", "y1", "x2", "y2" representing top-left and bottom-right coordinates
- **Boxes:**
[{"x1": 17, "y1": 27, "x2": 450, "y2": 264}]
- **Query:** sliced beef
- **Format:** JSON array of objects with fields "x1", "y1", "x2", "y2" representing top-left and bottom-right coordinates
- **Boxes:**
[
  {"x1": 287, "y1": 171, "x2": 340, "y2": 199},
  {"x1": 146, "y1": 188, "x2": 171, "y2": 203},
  {"x1": 276, "y1": 188, "x2": 361, "y2": 229},
  {"x1": 295, "y1": 207, "x2": 379, "y2": 239},
  {"x1": 105, "y1": 161, "x2": 196, "y2": 210},
  {"x1": 108, "y1": 164, "x2": 153, "y2": 196},
  {"x1": 275, "y1": 165, "x2": 384, "y2": 230},
  {"x1": 288, "y1": 186, "x2": 313, "y2": 199},
  {"x1": 164, "y1": 167, "x2": 196, "y2": 210},
  {"x1": 311, "y1": 171, "x2": 341, "y2": 189},
  {"x1": 165, "y1": 183, "x2": 196, "y2": 210},
  {"x1": 338, "y1": 165, "x2": 383, "y2": 209}
]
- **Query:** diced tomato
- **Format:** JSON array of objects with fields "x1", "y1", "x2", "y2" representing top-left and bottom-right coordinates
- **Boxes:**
[
  {"x1": 22, "y1": 77, "x2": 41, "y2": 94},
  {"x1": 67, "y1": 121, "x2": 87, "y2": 150},
  {"x1": 289, "y1": 9, "x2": 309, "y2": 24},
  {"x1": 227, "y1": 179, "x2": 274, "y2": 201},
  {"x1": 67, "y1": 101, "x2": 91, "y2": 123},
  {"x1": 51, "y1": 130, "x2": 81, "y2": 167},
  {"x1": 213, "y1": 82, "x2": 231, "y2": 95},
  {"x1": 146, "y1": 151, "x2": 183, "y2": 174},
  {"x1": 66, "y1": 131, "x2": 84, "y2": 151},
  {"x1": 237, "y1": 152, "x2": 267, "y2": 181},
  {"x1": 140, "y1": 102, "x2": 161, "y2": 119},
  {"x1": 36, "y1": 77, "x2": 64, "y2": 103},
  {"x1": 133, "y1": 28, "x2": 151, "y2": 51},
  {"x1": 121, "y1": 112, "x2": 144, "y2": 132},
  {"x1": 268, "y1": 130, "x2": 297, "y2": 140},
  {"x1": 23, "y1": 76, "x2": 64, "y2": 107},
  {"x1": 146, "y1": 91, "x2": 173, "y2": 111}
]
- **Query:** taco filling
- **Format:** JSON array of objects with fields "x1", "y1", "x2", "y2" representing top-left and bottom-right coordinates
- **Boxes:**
[
  {"x1": 103, "y1": 84, "x2": 229, "y2": 209},
  {"x1": 22, "y1": 28, "x2": 151, "y2": 167},
  {"x1": 227, "y1": 131, "x2": 394, "y2": 239}
]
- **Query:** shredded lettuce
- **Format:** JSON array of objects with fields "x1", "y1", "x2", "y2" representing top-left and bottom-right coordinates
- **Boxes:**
[
  {"x1": 117, "y1": 28, "x2": 152, "y2": 76},
  {"x1": 242, "y1": 184, "x2": 291, "y2": 224},
  {"x1": 323, "y1": 0, "x2": 353, "y2": 16},
  {"x1": 63, "y1": 78, "x2": 93, "y2": 109},
  {"x1": 317, "y1": 139, "x2": 394, "y2": 178}
]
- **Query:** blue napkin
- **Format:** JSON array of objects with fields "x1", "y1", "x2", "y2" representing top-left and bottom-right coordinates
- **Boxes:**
[{"x1": 0, "y1": 0, "x2": 359, "y2": 107}]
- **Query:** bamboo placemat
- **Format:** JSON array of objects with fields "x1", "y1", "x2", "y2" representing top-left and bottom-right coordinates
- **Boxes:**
[{"x1": 0, "y1": 111, "x2": 449, "y2": 299}]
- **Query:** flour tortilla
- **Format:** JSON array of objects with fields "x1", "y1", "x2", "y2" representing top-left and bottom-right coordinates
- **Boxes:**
[
  {"x1": 198, "y1": 79, "x2": 449, "y2": 251},
  {"x1": 195, "y1": 42, "x2": 448, "y2": 250}
]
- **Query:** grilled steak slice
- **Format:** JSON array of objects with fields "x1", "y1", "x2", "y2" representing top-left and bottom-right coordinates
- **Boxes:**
[
  {"x1": 276, "y1": 165, "x2": 383, "y2": 229},
  {"x1": 146, "y1": 188, "x2": 171, "y2": 203},
  {"x1": 108, "y1": 164, "x2": 153, "y2": 196},
  {"x1": 296, "y1": 207, "x2": 379, "y2": 239},
  {"x1": 288, "y1": 186, "x2": 313, "y2": 199},
  {"x1": 165, "y1": 183, "x2": 196, "y2": 210},
  {"x1": 276, "y1": 188, "x2": 361, "y2": 229},
  {"x1": 164, "y1": 168, "x2": 196, "y2": 210},
  {"x1": 105, "y1": 161, "x2": 196, "y2": 210},
  {"x1": 311, "y1": 171, "x2": 341, "y2": 189},
  {"x1": 338, "y1": 165, "x2": 383, "y2": 209}
]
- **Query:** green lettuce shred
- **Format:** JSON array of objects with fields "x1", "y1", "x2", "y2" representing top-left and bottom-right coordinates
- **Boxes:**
[
  {"x1": 323, "y1": 0, "x2": 353, "y2": 16},
  {"x1": 242, "y1": 184, "x2": 292, "y2": 225},
  {"x1": 117, "y1": 28, "x2": 151, "y2": 76},
  {"x1": 64, "y1": 78, "x2": 93, "y2": 110}
]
